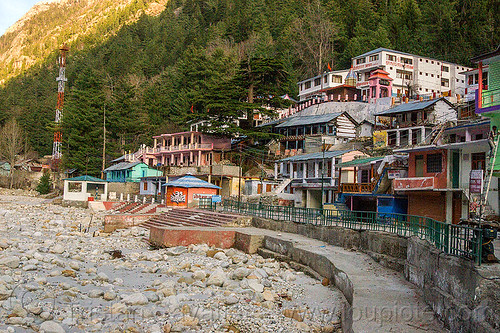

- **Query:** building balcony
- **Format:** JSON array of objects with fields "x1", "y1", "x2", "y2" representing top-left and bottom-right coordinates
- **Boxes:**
[
  {"x1": 340, "y1": 182, "x2": 375, "y2": 193},
  {"x1": 154, "y1": 143, "x2": 214, "y2": 153},
  {"x1": 393, "y1": 177, "x2": 435, "y2": 191},
  {"x1": 476, "y1": 88, "x2": 500, "y2": 113}
]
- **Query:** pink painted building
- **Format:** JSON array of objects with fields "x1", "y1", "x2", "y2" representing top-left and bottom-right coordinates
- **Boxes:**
[
  {"x1": 146, "y1": 131, "x2": 231, "y2": 167},
  {"x1": 368, "y1": 69, "x2": 393, "y2": 103}
]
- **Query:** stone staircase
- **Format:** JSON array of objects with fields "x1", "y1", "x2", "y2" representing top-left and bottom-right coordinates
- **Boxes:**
[
  {"x1": 140, "y1": 208, "x2": 242, "y2": 229},
  {"x1": 109, "y1": 202, "x2": 165, "y2": 214}
]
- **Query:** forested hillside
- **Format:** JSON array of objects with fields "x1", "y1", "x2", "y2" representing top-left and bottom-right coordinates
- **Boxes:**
[{"x1": 0, "y1": 0, "x2": 498, "y2": 175}]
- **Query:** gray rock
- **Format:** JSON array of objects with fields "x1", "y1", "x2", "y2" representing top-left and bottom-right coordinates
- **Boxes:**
[
  {"x1": 88, "y1": 289, "x2": 104, "y2": 298},
  {"x1": 0, "y1": 256, "x2": 19, "y2": 269},
  {"x1": 232, "y1": 267, "x2": 250, "y2": 280},
  {"x1": 224, "y1": 295, "x2": 239, "y2": 305},
  {"x1": 167, "y1": 246, "x2": 187, "y2": 256},
  {"x1": 51, "y1": 244, "x2": 65, "y2": 254},
  {"x1": 248, "y1": 280, "x2": 264, "y2": 293},
  {"x1": 23, "y1": 264, "x2": 37, "y2": 271},
  {"x1": 206, "y1": 268, "x2": 227, "y2": 287},
  {"x1": 122, "y1": 293, "x2": 148, "y2": 305},
  {"x1": 103, "y1": 290, "x2": 117, "y2": 301},
  {"x1": 39, "y1": 320, "x2": 65, "y2": 333}
]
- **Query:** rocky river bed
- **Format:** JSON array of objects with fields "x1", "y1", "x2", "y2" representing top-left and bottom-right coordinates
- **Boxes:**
[{"x1": 0, "y1": 193, "x2": 345, "y2": 332}]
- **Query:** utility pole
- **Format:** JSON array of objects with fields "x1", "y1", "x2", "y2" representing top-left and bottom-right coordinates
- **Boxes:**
[
  {"x1": 101, "y1": 105, "x2": 106, "y2": 179},
  {"x1": 321, "y1": 138, "x2": 325, "y2": 211},
  {"x1": 238, "y1": 146, "x2": 243, "y2": 211}
]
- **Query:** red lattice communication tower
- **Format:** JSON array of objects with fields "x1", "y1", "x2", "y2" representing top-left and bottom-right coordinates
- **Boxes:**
[{"x1": 52, "y1": 44, "x2": 69, "y2": 170}]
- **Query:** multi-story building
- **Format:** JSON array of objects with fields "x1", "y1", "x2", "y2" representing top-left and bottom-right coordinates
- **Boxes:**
[
  {"x1": 352, "y1": 48, "x2": 471, "y2": 99},
  {"x1": 297, "y1": 69, "x2": 351, "y2": 102},
  {"x1": 393, "y1": 120, "x2": 498, "y2": 222},
  {"x1": 297, "y1": 48, "x2": 471, "y2": 104},
  {"x1": 373, "y1": 98, "x2": 458, "y2": 149},
  {"x1": 272, "y1": 112, "x2": 358, "y2": 156},
  {"x1": 275, "y1": 150, "x2": 364, "y2": 208},
  {"x1": 147, "y1": 131, "x2": 231, "y2": 167}
]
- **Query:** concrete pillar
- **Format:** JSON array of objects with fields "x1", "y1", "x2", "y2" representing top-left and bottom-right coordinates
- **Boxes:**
[
  {"x1": 445, "y1": 191, "x2": 453, "y2": 224},
  {"x1": 290, "y1": 162, "x2": 294, "y2": 178},
  {"x1": 315, "y1": 161, "x2": 319, "y2": 178},
  {"x1": 274, "y1": 163, "x2": 278, "y2": 180},
  {"x1": 303, "y1": 162, "x2": 308, "y2": 179},
  {"x1": 198, "y1": 151, "x2": 202, "y2": 166},
  {"x1": 127, "y1": 194, "x2": 130, "y2": 202},
  {"x1": 408, "y1": 129, "x2": 412, "y2": 145},
  {"x1": 190, "y1": 132, "x2": 194, "y2": 147},
  {"x1": 190, "y1": 151, "x2": 193, "y2": 165},
  {"x1": 180, "y1": 153, "x2": 184, "y2": 165},
  {"x1": 396, "y1": 130, "x2": 401, "y2": 146},
  {"x1": 120, "y1": 193, "x2": 123, "y2": 201}
]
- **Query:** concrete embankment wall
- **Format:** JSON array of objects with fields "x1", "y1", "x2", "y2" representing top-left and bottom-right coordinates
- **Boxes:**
[{"x1": 252, "y1": 217, "x2": 499, "y2": 333}]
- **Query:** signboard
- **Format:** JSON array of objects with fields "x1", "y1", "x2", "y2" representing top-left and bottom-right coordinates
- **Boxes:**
[
  {"x1": 211, "y1": 195, "x2": 222, "y2": 203},
  {"x1": 469, "y1": 170, "x2": 483, "y2": 194},
  {"x1": 166, "y1": 187, "x2": 188, "y2": 207},
  {"x1": 388, "y1": 170, "x2": 405, "y2": 179},
  {"x1": 373, "y1": 131, "x2": 388, "y2": 149}
]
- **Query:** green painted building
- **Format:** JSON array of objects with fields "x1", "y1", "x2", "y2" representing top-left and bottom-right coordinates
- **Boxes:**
[{"x1": 104, "y1": 161, "x2": 162, "y2": 182}]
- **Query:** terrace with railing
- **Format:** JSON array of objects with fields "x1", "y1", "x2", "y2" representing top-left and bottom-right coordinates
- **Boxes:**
[{"x1": 199, "y1": 198, "x2": 484, "y2": 265}]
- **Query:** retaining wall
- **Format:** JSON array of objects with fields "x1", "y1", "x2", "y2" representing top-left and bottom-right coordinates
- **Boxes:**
[{"x1": 252, "y1": 217, "x2": 500, "y2": 333}]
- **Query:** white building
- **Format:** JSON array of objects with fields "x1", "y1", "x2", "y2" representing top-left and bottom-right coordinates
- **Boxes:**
[
  {"x1": 352, "y1": 48, "x2": 471, "y2": 99},
  {"x1": 460, "y1": 67, "x2": 489, "y2": 102},
  {"x1": 297, "y1": 48, "x2": 472, "y2": 103},
  {"x1": 297, "y1": 69, "x2": 350, "y2": 101}
]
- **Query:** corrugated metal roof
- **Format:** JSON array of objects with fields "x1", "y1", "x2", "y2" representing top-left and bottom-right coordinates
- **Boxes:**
[
  {"x1": 104, "y1": 161, "x2": 142, "y2": 172},
  {"x1": 336, "y1": 156, "x2": 384, "y2": 167},
  {"x1": 256, "y1": 118, "x2": 286, "y2": 128},
  {"x1": 163, "y1": 175, "x2": 221, "y2": 189},
  {"x1": 64, "y1": 175, "x2": 106, "y2": 182},
  {"x1": 275, "y1": 113, "x2": 342, "y2": 128},
  {"x1": 279, "y1": 150, "x2": 351, "y2": 162},
  {"x1": 375, "y1": 98, "x2": 451, "y2": 116}
]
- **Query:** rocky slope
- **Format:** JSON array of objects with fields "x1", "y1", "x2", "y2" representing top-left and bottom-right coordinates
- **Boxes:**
[{"x1": 0, "y1": 0, "x2": 169, "y2": 84}]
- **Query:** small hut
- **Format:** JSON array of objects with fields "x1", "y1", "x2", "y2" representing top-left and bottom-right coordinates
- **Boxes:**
[
  {"x1": 63, "y1": 175, "x2": 108, "y2": 203},
  {"x1": 163, "y1": 175, "x2": 221, "y2": 208}
]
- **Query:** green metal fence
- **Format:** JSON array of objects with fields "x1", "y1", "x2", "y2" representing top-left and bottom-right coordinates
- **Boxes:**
[{"x1": 199, "y1": 198, "x2": 483, "y2": 265}]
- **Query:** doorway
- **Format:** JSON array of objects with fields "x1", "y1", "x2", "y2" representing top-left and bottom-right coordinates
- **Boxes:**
[{"x1": 415, "y1": 155, "x2": 424, "y2": 177}]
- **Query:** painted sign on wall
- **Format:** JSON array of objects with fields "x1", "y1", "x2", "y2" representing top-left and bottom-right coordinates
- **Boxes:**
[
  {"x1": 166, "y1": 187, "x2": 188, "y2": 207},
  {"x1": 373, "y1": 131, "x2": 388, "y2": 149},
  {"x1": 469, "y1": 170, "x2": 483, "y2": 194}
]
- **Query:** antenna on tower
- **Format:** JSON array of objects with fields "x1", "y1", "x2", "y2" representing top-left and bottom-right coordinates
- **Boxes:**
[{"x1": 51, "y1": 43, "x2": 69, "y2": 170}]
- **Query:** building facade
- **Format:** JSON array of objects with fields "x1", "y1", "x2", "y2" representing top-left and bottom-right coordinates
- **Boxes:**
[
  {"x1": 148, "y1": 131, "x2": 231, "y2": 167},
  {"x1": 373, "y1": 98, "x2": 457, "y2": 149},
  {"x1": 297, "y1": 48, "x2": 471, "y2": 104},
  {"x1": 104, "y1": 162, "x2": 162, "y2": 183},
  {"x1": 352, "y1": 48, "x2": 471, "y2": 99}
]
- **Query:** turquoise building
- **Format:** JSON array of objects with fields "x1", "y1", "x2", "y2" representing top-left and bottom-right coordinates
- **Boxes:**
[{"x1": 104, "y1": 161, "x2": 162, "y2": 182}]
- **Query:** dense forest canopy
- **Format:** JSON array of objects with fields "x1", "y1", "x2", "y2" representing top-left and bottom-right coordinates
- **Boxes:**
[{"x1": 0, "y1": 0, "x2": 498, "y2": 175}]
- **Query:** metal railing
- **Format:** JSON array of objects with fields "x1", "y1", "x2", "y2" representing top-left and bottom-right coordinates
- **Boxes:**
[{"x1": 199, "y1": 198, "x2": 483, "y2": 265}]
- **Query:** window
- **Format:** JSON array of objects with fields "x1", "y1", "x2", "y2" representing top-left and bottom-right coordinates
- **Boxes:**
[
  {"x1": 387, "y1": 54, "x2": 397, "y2": 61},
  {"x1": 356, "y1": 57, "x2": 366, "y2": 65},
  {"x1": 401, "y1": 57, "x2": 413, "y2": 65},
  {"x1": 68, "y1": 182, "x2": 82, "y2": 192},
  {"x1": 419, "y1": 72, "x2": 422, "y2": 75},
  {"x1": 475, "y1": 133, "x2": 483, "y2": 140},
  {"x1": 365, "y1": 72, "x2": 371, "y2": 80},
  {"x1": 426, "y1": 153, "x2": 442, "y2": 173},
  {"x1": 426, "y1": 59, "x2": 429, "y2": 63},
  {"x1": 369, "y1": 54, "x2": 379, "y2": 62},
  {"x1": 305, "y1": 81, "x2": 311, "y2": 89},
  {"x1": 357, "y1": 73, "x2": 362, "y2": 81},
  {"x1": 468, "y1": 75, "x2": 474, "y2": 85},
  {"x1": 471, "y1": 152, "x2": 486, "y2": 170},
  {"x1": 441, "y1": 65, "x2": 449, "y2": 72},
  {"x1": 441, "y1": 78, "x2": 449, "y2": 87},
  {"x1": 431, "y1": 61, "x2": 434, "y2": 64},
  {"x1": 143, "y1": 182, "x2": 148, "y2": 191},
  {"x1": 431, "y1": 74, "x2": 434, "y2": 77},
  {"x1": 314, "y1": 78, "x2": 321, "y2": 86},
  {"x1": 396, "y1": 69, "x2": 412, "y2": 80},
  {"x1": 332, "y1": 75, "x2": 342, "y2": 83}
]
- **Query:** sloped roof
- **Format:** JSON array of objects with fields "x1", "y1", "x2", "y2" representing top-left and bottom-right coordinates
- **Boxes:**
[
  {"x1": 104, "y1": 161, "x2": 142, "y2": 172},
  {"x1": 279, "y1": 150, "x2": 351, "y2": 162},
  {"x1": 375, "y1": 98, "x2": 454, "y2": 116},
  {"x1": 275, "y1": 113, "x2": 342, "y2": 128},
  {"x1": 64, "y1": 175, "x2": 106, "y2": 182},
  {"x1": 163, "y1": 175, "x2": 221, "y2": 189},
  {"x1": 336, "y1": 156, "x2": 384, "y2": 167}
]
